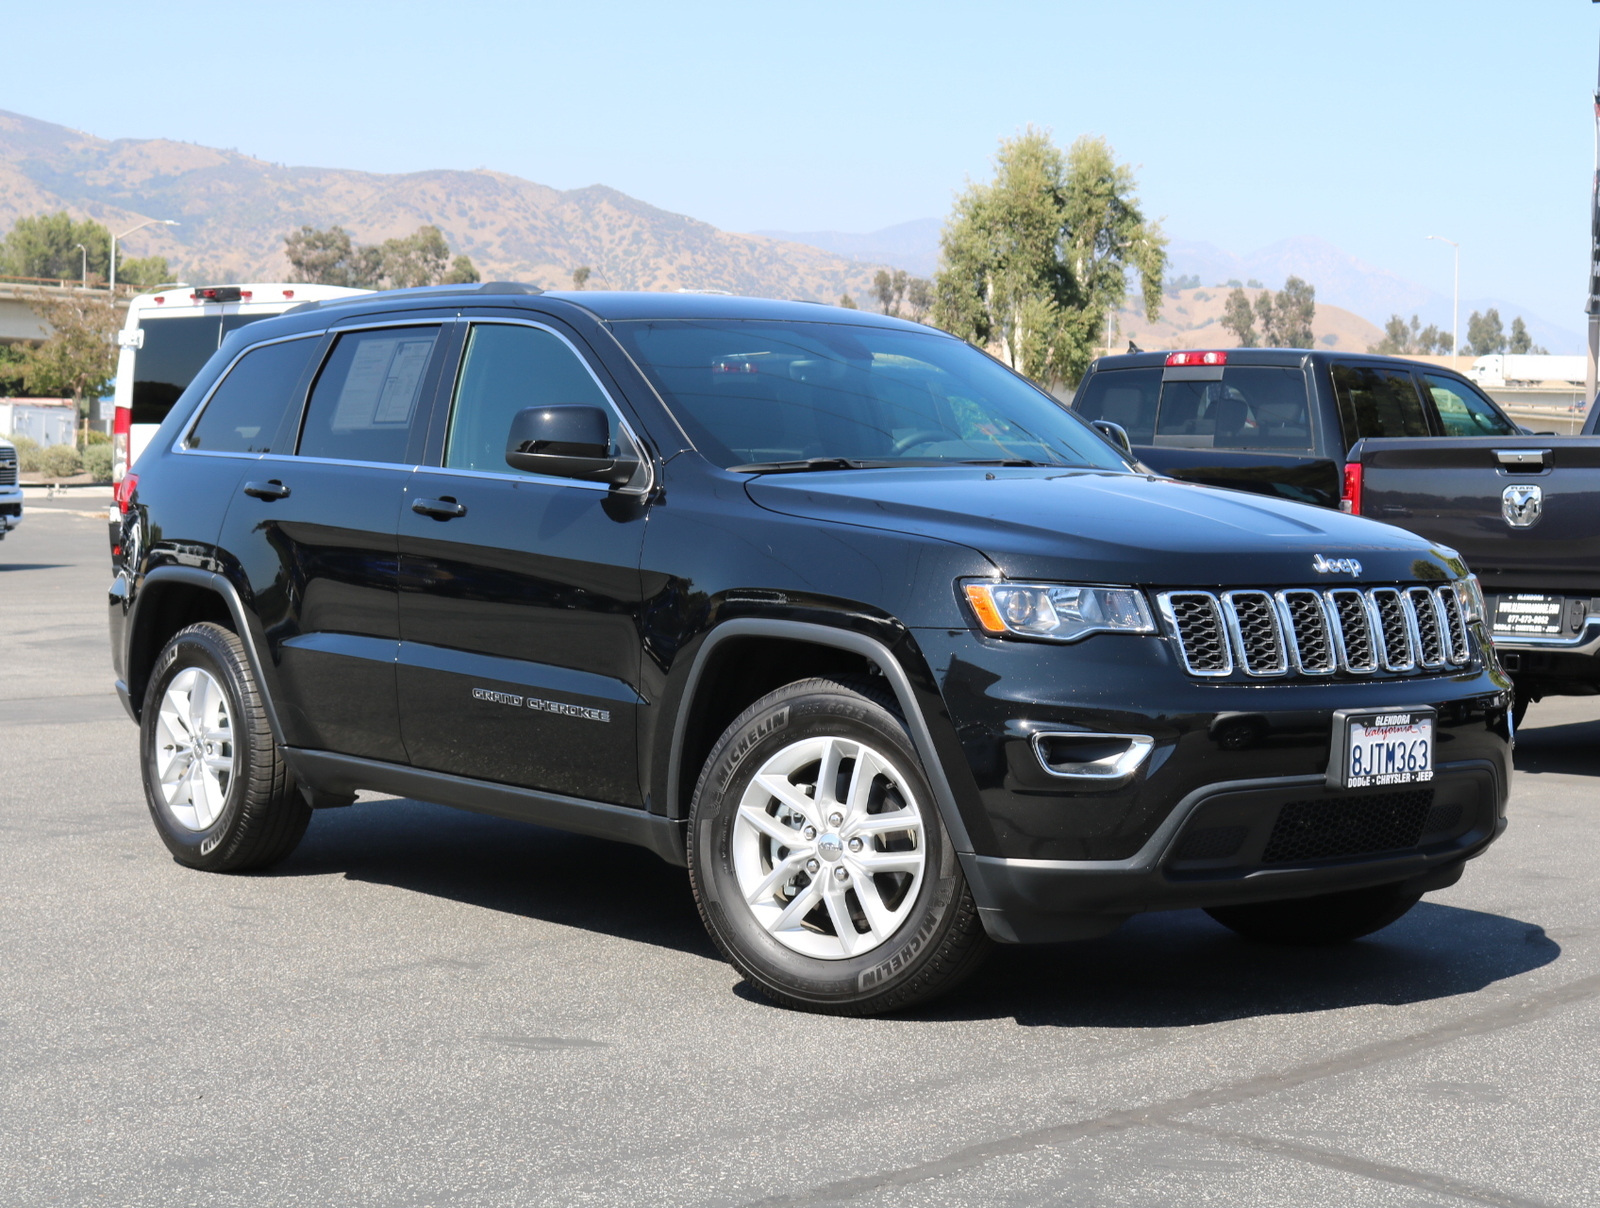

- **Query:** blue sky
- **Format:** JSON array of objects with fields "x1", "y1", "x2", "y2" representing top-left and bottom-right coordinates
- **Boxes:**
[{"x1": 3, "y1": 0, "x2": 1597, "y2": 331}]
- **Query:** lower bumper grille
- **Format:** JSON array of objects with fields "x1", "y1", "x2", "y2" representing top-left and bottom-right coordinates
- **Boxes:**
[{"x1": 1262, "y1": 789, "x2": 1436, "y2": 863}]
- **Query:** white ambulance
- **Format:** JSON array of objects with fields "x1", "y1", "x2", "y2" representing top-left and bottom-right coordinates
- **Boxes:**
[{"x1": 111, "y1": 283, "x2": 369, "y2": 482}]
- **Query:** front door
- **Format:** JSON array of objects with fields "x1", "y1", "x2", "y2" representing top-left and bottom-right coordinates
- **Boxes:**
[
  {"x1": 396, "y1": 319, "x2": 651, "y2": 805},
  {"x1": 217, "y1": 321, "x2": 449, "y2": 761}
]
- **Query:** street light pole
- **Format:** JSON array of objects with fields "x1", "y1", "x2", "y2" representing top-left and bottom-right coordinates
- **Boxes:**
[
  {"x1": 74, "y1": 243, "x2": 87, "y2": 288},
  {"x1": 1586, "y1": 25, "x2": 1600, "y2": 409},
  {"x1": 1427, "y1": 235, "x2": 1460, "y2": 361},
  {"x1": 108, "y1": 217, "x2": 178, "y2": 292}
]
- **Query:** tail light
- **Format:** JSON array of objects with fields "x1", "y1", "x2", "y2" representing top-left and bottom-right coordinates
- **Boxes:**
[
  {"x1": 1165, "y1": 351, "x2": 1228, "y2": 366},
  {"x1": 1340, "y1": 461, "x2": 1363, "y2": 514},
  {"x1": 112, "y1": 405, "x2": 131, "y2": 484},
  {"x1": 114, "y1": 472, "x2": 139, "y2": 515}
]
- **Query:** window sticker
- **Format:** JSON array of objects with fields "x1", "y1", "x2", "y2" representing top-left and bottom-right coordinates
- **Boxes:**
[{"x1": 332, "y1": 336, "x2": 433, "y2": 431}]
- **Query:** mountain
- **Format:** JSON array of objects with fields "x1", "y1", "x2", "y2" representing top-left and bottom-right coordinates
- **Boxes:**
[
  {"x1": 0, "y1": 109, "x2": 884, "y2": 300},
  {"x1": 752, "y1": 219, "x2": 943, "y2": 278},
  {"x1": 1165, "y1": 236, "x2": 1581, "y2": 354}
]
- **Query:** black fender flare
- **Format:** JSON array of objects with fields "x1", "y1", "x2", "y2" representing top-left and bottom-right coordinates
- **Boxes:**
[
  {"x1": 123, "y1": 565, "x2": 286, "y2": 745},
  {"x1": 664, "y1": 618, "x2": 975, "y2": 854}
]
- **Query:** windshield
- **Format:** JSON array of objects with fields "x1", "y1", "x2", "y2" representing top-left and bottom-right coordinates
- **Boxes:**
[
  {"x1": 607, "y1": 319, "x2": 1131, "y2": 471},
  {"x1": 130, "y1": 312, "x2": 273, "y2": 425}
]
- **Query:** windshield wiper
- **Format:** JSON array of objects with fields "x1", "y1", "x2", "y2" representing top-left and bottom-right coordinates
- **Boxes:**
[
  {"x1": 958, "y1": 458, "x2": 1051, "y2": 467},
  {"x1": 728, "y1": 457, "x2": 885, "y2": 474}
]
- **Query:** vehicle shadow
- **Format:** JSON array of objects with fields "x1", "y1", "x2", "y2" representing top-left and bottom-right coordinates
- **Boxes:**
[
  {"x1": 275, "y1": 798, "x2": 1559, "y2": 1026},
  {"x1": 915, "y1": 901, "x2": 1560, "y2": 1028},
  {"x1": 0, "y1": 564, "x2": 68, "y2": 572},
  {"x1": 1513, "y1": 715, "x2": 1600, "y2": 777},
  {"x1": 272, "y1": 797, "x2": 718, "y2": 959}
]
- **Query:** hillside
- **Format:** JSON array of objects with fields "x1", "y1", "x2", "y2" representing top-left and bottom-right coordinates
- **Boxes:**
[
  {"x1": 1111, "y1": 286, "x2": 1384, "y2": 355},
  {"x1": 0, "y1": 109, "x2": 883, "y2": 300}
]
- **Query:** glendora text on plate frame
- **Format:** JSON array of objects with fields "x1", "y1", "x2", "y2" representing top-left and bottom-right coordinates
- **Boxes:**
[{"x1": 1324, "y1": 705, "x2": 1437, "y2": 790}]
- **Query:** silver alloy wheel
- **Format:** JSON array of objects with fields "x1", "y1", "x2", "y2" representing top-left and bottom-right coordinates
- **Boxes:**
[
  {"x1": 153, "y1": 666, "x2": 236, "y2": 832},
  {"x1": 732, "y1": 734, "x2": 927, "y2": 960}
]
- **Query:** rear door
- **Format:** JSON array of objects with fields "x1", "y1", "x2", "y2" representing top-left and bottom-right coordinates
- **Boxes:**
[{"x1": 215, "y1": 319, "x2": 454, "y2": 762}]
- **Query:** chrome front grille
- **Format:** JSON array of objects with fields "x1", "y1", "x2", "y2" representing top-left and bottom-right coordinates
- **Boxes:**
[
  {"x1": 0, "y1": 453, "x2": 16, "y2": 486},
  {"x1": 1158, "y1": 585, "x2": 1475, "y2": 680}
]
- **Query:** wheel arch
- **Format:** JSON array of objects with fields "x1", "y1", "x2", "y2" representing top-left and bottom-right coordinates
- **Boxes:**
[
  {"x1": 124, "y1": 567, "x2": 284, "y2": 743},
  {"x1": 666, "y1": 619, "x2": 974, "y2": 853}
]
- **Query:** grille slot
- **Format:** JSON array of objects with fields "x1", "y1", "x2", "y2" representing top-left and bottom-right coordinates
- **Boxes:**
[
  {"x1": 1371, "y1": 588, "x2": 1416, "y2": 671},
  {"x1": 1222, "y1": 590, "x2": 1286, "y2": 676},
  {"x1": 1436, "y1": 587, "x2": 1471, "y2": 664},
  {"x1": 1263, "y1": 789, "x2": 1436, "y2": 863},
  {"x1": 1278, "y1": 590, "x2": 1335, "y2": 674},
  {"x1": 1406, "y1": 587, "x2": 1447, "y2": 668},
  {"x1": 1175, "y1": 825, "x2": 1248, "y2": 861},
  {"x1": 1328, "y1": 589, "x2": 1378, "y2": 673},
  {"x1": 1162, "y1": 592, "x2": 1231, "y2": 676},
  {"x1": 0, "y1": 453, "x2": 16, "y2": 487}
]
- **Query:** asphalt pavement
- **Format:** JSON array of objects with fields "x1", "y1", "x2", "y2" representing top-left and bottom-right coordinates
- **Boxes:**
[{"x1": 2, "y1": 490, "x2": 1598, "y2": 1208}]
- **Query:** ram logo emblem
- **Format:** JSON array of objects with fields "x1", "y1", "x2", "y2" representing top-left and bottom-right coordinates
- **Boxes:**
[{"x1": 1501, "y1": 484, "x2": 1542, "y2": 528}]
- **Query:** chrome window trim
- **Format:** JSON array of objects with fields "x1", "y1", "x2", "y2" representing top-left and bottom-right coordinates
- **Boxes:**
[
  {"x1": 444, "y1": 316, "x2": 655, "y2": 497},
  {"x1": 171, "y1": 329, "x2": 330, "y2": 456},
  {"x1": 1219, "y1": 589, "x2": 1288, "y2": 677},
  {"x1": 1156, "y1": 591, "x2": 1233, "y2": 677},
  {"x1": 408, "y1": 462, "x2": 609, "y2": 493}
]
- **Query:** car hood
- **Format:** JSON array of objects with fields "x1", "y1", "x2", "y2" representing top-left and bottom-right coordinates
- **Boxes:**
[{"x1": 745, "y1": 467, "x2": 1457, "y2": 586}]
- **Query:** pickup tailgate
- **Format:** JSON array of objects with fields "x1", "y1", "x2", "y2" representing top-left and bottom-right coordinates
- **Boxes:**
[{"x1": 1354, "y1": 436, "x2": 1600, "y2": 599}]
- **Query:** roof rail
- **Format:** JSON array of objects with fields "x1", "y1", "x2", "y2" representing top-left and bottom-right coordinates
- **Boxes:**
[{"x1": 283, "y1": 280, "x2": 543, "y2": 315}]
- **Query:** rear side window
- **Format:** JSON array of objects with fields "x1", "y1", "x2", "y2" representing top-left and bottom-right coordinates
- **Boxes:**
[
  {"x1": 298, "y1": 326, "x2": 441, "y2": 463},
  {"x1": 1425, "y1": 374, "x2": 1517, "y2": 437},
  {"x1": 1331, "y1": 365, "x2": 1431, "y2": 441},
  {"x1": 1153, "y1": 367, "x2": 1312, "y2": 450},
  {"x1": 186, "y1": 337, "x2": 320, "y2": 454},
  {"x1": 1071, "y1": 368, "x2": 1159, "y2": 443},
  {"x1": 444, "y1": 323, "x2": 620, "y2": 473}
]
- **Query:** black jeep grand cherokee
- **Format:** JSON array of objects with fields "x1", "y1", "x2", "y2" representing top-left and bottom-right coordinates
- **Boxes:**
[{"x1": 108, "y1": 285, "x2": 1512, "y2": 1014}]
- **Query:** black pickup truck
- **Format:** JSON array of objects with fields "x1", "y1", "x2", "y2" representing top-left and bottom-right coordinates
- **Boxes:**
[{"x1": 1073, "y1": 349, "x2": 1600, "y2": 716}]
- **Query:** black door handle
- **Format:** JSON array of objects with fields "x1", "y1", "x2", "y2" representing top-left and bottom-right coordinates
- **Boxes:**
[
  {"x1": 412, "y1": 496, "x2": 467, "y2": 520},
  {"x1": 243, "y1": 480, "x2": 290, "y2": 501}
]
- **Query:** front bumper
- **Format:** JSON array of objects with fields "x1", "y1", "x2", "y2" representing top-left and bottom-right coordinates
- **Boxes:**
[
  {"x1": 0, "y1": 489, "x2": 22, "y2": 535},
  {"x1": 962, "y1": 762, "x2": 1504, "y2": 942}
]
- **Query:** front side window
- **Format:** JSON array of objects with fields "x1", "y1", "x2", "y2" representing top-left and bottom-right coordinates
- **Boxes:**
[
  {"x1": 1425, "y1": 374, "x2": 1517, "y2": 437},
  {"x1": 186, "y1": 337, "x2": 319, "y2": 454},
  {"x1": 608, "y1": 320, "x2": 1128, "y2": 470},
  {"x1": 1153, "y1": 367, "x2": 1312, "y2": 451},
  {"x1": 444, "y1": 324, "x2": 624, "y2": 473},
  {"x1": 1070, "y1": 368, "x2": 1159, "y2": 444},
  {"x1": 1331, "y1": 365, "x2": 1431, "y2": 441},
  {"x1": 298, "y1": 326, "x2": 441, "y2": 463}
]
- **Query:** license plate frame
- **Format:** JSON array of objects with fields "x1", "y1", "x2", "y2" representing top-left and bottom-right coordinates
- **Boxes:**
[
  {"x1": 1325, "y1": 706, "x2": 1437, "y2": 790},
  {"x1": 1492, "y1": 592, "x2": 1566, "y2": 638}
]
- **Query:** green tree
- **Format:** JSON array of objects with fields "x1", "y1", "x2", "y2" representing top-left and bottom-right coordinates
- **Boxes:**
[
  {"x1": 118, "y1": 256, "x2": 173, "y2": 290},
  {"x1": 1221, "y1": 287, "x2": 1258, "y2": 346},
  {"x1": 838, "y1": 294, "x2": 859, "y2": 309},
  {"x1": 1369, "y1": 314, "x2": 1452, "y2": 355},
  {"x1": 284, "y1": 224, "x2": 478, "y2": 291},
  {"x1": 444, "y1": 255, "x2": 480, "y2": 285},
  {"x1": 378, "y1": 225, "x2": 450, "y2": 289},
  {"x1": 932, "y1": 129, "x2": 1166, "y2": 387},
  {"x1": 872, "y1": 268, "x2": 908, "y2": 315},
  {"x1": 1506, "y1": 315, "x2": 1547, "y2": 356},
  {"x1": 17, "y1": 290, "x2": 120, "y2": 405},
  {"x1": 1250, "y1": 276, "x2": 1316, "y2": 347},
  {"x1": 0, "y1": 343, "x2": 28, "y2": 395},
  {"x1": 0, "y1": 212, "x2": 114, "y2": 281},
  {"x1": 905, "y1": 277, "x2": 933, "y2": 322},
  {"x1": 1466, "y1": 308, "x2": 1506, "y2": 356},
  {"x1": 571, "y1": 265, "x2": 592, "y2": 290}
]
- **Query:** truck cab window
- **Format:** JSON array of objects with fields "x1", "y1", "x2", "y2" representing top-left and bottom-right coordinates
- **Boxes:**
[
  {"x1": 1070, "y1": 368, "x2": 1159, "y2": 444},
  {"x1": 1331, "y1": 365, "x2": 1431, "y2": 442},
  {"x1": 1153, "y1": 367, "x2": 1312, "y2": 451},
  {"x1": 1425, "y1": 374, "x2": 1517, "y2": 437}
]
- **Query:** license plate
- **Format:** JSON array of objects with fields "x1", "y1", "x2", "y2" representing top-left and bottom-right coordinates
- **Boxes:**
[
  {"x1": 1493, "y1": 593, "x2": 1564, "y2": 637},
  {"x1": 1337, "y1": 710, "x2": 1434, "y2": 789}
]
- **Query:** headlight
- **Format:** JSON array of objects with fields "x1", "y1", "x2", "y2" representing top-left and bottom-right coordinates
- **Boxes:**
[
  {"x1": 1455, "y1": 575, "x2": 1487, "y2": 624},
  {"x1": 963, "y1": 580, "x2": 1156, "y2": 642}
]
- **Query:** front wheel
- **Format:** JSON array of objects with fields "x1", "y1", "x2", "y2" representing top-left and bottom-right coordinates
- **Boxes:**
[
  {"x1": 1205, "y1": 881, "x2": 1423, "y2": 945},
  {"x1": 688, "y1": 677, "x2": 990, "y2": 1015}
]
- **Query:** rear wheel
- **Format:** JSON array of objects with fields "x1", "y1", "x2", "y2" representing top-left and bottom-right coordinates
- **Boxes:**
[
  {"x1": 140, "y1": 622, "x2": 309, "y2": 871},
  {"x1": 1205, "y1": 882, "x2": 1422, "y2": 945},
  {"x1": 688, "y1": 677, "x2": 990, "y2": 1015}
]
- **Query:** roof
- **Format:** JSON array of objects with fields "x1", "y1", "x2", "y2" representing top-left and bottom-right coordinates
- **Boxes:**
[{"x1": 1088, "y1": 347, "x2": 1466, "y2": 375}]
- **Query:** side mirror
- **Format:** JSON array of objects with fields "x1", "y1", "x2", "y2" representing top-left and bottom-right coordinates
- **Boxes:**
[
  {"x1": 505, "y1": 405, "x2": 639, "y2": 487},
  {"x1": 1092, "y1": 419, "x2": 1134, "y2": 456}
]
